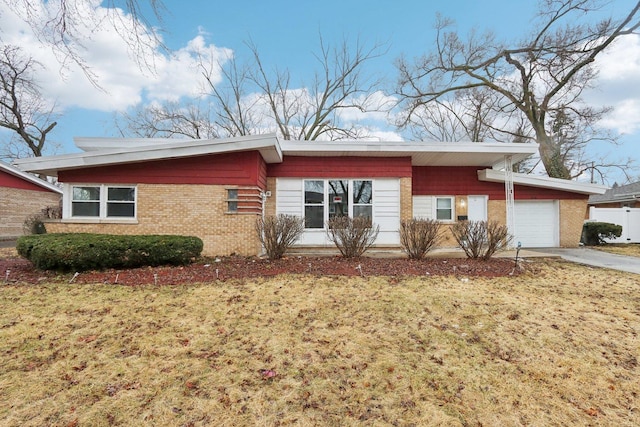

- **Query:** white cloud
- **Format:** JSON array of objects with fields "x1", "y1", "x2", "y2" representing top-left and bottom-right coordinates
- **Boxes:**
[
  {"x1": 0, "y1": 1, "x2": 232, "y2": 112},
  {"x1": 585, "y1": 34, "x2": 640, "y2": 134}
]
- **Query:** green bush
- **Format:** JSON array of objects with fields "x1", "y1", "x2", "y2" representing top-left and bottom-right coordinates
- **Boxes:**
[
  {"x1": 16, "y1": 233, "x2": 203, "y2": 271},
  {"x1": 581, "y1": 222, "x2": 622, "y2": 246}
]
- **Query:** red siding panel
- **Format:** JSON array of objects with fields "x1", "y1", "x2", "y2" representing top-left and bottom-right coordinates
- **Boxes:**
[
  {"x1": 412, "y1": 166, "x2": 588, "y2": 200},
  {"x1": 268, "y1": 156, "x2": 413, "y2": 178},
  {"x1": 58, "y1": 151, "x2": 265, "y2": 186},
  {"x1": 0, "y1": 169, "x2": 54, "y2": 192}
]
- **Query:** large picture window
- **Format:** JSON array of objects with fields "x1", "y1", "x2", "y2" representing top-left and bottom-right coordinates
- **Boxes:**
[
  {"x1": 303, "y1": 179, "x2": 373, "y2": 229},
  {"x1": 69, "y1": 185, "x2": 136, "y2": 219}
]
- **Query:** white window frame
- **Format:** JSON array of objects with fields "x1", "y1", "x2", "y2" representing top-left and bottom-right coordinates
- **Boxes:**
[
  {"x1": 64, "y1": 184, "x2": 137, "y2": 221},
  {"x1": 302, "y1": 179, "x2": 374, "y2": 230},
  {"x1": 434, "y1": 196, "x2": 455, "y2": 222}
]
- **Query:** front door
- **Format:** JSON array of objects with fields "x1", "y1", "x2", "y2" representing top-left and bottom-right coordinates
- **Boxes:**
[{"x1": 467, "y1": 195, "x2": 488, "y2": 221}]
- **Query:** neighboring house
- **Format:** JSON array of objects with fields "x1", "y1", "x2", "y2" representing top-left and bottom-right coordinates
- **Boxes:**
[
  {"x1": 0, "y1": 161, "x2": 62, "y2": 239},
  {"x1": 587, "y1": 181, "x2": 640, "y2": 244},
  {"x1": 13, "y1": 134, "x2": 607, "y2": 256},
  {"x1": 588, "y1": 181, "x2": 640, "y2": 209}
]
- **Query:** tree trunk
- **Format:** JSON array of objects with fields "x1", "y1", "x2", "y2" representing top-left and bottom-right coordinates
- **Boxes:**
[{"x1": 536, "y1": 131, "x2": 571, "y2": 179}]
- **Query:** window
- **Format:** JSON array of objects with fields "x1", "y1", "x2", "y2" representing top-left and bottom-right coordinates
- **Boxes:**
[
  {"x1": 303, "y1": 179, "x2": 373, "y2": 228},
  {"x1": 352, "y1": 180, "x2": 373, "y2": 221},
  {"x1": 72, "y1": 186, "x2": 100, "y2": 217},
  {"x1": 435, "y1": 197, "x2": 454, "y2": 221},
  {"x1": 304, "y1": 180, "x2": 324, "y2": 228},
  {"x1": 227, "y1": 189, "x2": 238, "y2": 213},
  {"x1": 69, "y1": 185, "x2": 136, "y2": 219},
  {"x1": 107, "y1": 187, "x2": 136, "y2": 217}
]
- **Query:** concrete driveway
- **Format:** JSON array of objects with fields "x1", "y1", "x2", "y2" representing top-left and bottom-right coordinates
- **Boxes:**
[{"x1": 530, "y1": 247, "x2": 640, "y2": 274}]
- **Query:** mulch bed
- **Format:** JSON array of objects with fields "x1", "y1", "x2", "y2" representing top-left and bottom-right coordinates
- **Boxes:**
[{"x1": 0, "y1": 254, "x2": 524, "y2": 285}]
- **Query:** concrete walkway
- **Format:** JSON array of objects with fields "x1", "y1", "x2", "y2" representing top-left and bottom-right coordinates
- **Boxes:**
[{"x1": 529, "y1": 247, "x2": 640, "y2": 275}]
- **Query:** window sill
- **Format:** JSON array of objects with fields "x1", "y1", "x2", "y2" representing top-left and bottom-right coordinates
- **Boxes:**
[{"x1": 61, "y1": 218, "x2": 139, "y2": 225}]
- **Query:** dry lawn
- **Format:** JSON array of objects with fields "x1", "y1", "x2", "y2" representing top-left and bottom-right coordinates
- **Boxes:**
[
  {"x1": 0, "y1": 260, "x2": 639, "y2": 426},
  {"x1": 594, "y1": 244, "x2": 640, "y2": 258}
]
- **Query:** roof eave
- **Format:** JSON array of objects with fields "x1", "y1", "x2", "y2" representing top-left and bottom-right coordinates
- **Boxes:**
[
  {"x1": 14, "y1": 134, "x2": 283, "y2": 176},
  {"x1": 0, "y1": 161, "x2": 62, "y2": 193},
  {"x1": 478, "y1": 168, "x2": 609, "y2": 195}
]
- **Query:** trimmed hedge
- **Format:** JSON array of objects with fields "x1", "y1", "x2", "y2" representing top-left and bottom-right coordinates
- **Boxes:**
[
  {"x1": 16, "y1": 233, "x2": 203, "y2": 271},
  {"x1": 581, "y1": 222, "x2": 622, "y2": 246}
]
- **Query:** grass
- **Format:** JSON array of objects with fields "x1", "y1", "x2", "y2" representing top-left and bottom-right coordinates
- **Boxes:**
[
  {"x1": 0, "y1": 260, "x2": 639, "y2": 426},
  {"x1": 593, "y1": 243, "x2": 640, "y2": 257}
]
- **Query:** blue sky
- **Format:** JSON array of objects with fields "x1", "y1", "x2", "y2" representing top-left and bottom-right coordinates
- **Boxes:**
[{"x1": 1, "y1": 0, "x2": 639, "y2": 184}]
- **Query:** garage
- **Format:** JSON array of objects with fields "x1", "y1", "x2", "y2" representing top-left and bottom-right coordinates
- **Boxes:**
[{"x1": 513, "y1": 201, "x2": 559, "y2": 247}]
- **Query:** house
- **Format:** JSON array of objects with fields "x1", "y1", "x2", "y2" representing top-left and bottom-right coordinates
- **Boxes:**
[
  {"x1": 0, "y1": 160, "x2": 62, "y2": 239},
  {"x1": 13, "y1": 134, "x2": 607, "y2": 256},
  {"x1": 588, "y1": 181, "x2": 640, "y2": 209},
  {"x1": 587, "y1": 181, "x2": 640, "y2": 243}
]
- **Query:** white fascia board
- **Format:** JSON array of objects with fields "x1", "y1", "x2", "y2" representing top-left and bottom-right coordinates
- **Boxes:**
[
  {"x1": 1, "y1": 161, "x2": 62, "y2": 193},
  {"x1": 280, "y1": 140, "x2": 538, "y2": 164},
  {"x1": 74, "y1": 137, "x2": 191, "y2": 151},
  {"x1": 478, "y1": 168, "x2": 609, "y2": 195},
  {"x1": 14, "y1": 134, "x2": 282, "y2": 175}
]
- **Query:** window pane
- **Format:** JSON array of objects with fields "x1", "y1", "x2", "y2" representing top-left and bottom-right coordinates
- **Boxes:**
[
  {"x1": 108, "y1": 187, "x2": 135, "y2": 201},
  {"x1": 305, "y1": 181, "x2": 324, "y2": 204},
  {"x1": 436, "y1": 198, "x2": 452, "y2": 220},
  {"x1": 107, "y1": 203, "x2": 135, "y2": 217},
  {"x1": 72, "y1": 202, "x2": 100, "y2": 217},
  {"x1": 228, "y1": 201, "x2": 238, "y2": 213},
  {"x1": 228, "y1": 189, "x2": 238, "y2": 200},
  {"x1": 436, "y1": 198, "x2": 452, "y2": 209},
  {"x1": 73, "y1": 186, "x2": 100, "y2": 201},
  {"x1": 353, "y1": 180, "x2": 372, "y2": 204},
  {"x1": 353, "y1": 205, "x2": 372, "y2": 220},
  {"x1": 328, "y1": 180, "x2": 348, "y2": 219},
  {"x1": 305, "y1": 206, "x2": 324, "y2": 228}
]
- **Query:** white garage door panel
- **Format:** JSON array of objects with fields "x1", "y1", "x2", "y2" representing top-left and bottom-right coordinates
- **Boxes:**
[{"x1": 513, "y1": 201, "x2": 558, "y2": 248}]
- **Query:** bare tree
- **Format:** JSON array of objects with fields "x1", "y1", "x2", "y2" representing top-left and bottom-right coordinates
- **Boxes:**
[
  {"x1": 114, "y1": 101, "x2": 219, "y2": 139},
  {"x1": 0, "y1": 44, "x2": 58, "y2": 159},
  {"x1": 121, "y1": 36, "x2": 388, "y2": 141},
  {"x1": 3, "y1": 0, "x2": 166, "y2": 84},
  {"x1": 247, "y1": 37, "x2": 386, "y2": 141},
  {"x1": 397, "y1": 0, "x2": 640, "y2": 179}
]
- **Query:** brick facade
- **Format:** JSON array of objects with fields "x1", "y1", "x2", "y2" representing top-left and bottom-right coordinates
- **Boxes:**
[
  {"x1": 46, "y1": 184, "x2": 262, "y2": 256},
  {"x1": 0, "y1": 187, "x2": 61, "y2": 237},
  {"x1": 560, "y1": 199, "x2": 587, "y2": 247}
]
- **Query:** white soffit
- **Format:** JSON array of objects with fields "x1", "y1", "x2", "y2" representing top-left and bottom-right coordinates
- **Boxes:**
[
  {"x1": 280, "y1": 141, "x2": 538, "y2": 167},
  {"x1": 478, "y1": 168, "x2": 608, "y2": 195}
]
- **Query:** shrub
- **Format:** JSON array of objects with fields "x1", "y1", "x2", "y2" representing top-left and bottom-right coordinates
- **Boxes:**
[
  {"x1": 581, "y1": 221, "x2": 622, "y2": 245},
  {"x1": 256, "y1": 214, "x2": 305, "y2": 260},
  {"x1": 399, "y1": 218, "x2": 442, "y2": 259},
  {"x1": 451, "y1": 220, "x2": 512, "y2": 260},
  {"x1": 326, "y1": 216, "x2": 379, "y2": 258},
  {"x1": 16, "y1": 233, "x2": 203, "y2": 271}
]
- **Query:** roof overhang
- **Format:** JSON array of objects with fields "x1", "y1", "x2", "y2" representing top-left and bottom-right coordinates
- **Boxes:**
[
  {"x1": 0, "y1": 161, "x2": 62, "y2": 193},
  {"x1": 478, "y1": 168, "x2": 608, "y2": 195},
  {"x1": 14, "y1": 134, "x2": 283, "y2": 176},
  {"x1": 280, "y1": 140, "x2": 538, "y2": 167}
]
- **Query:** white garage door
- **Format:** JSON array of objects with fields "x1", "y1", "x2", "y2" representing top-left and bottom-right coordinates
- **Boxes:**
[{"x1": 513, "y1": 201, "x2": 559, "y2": 248}]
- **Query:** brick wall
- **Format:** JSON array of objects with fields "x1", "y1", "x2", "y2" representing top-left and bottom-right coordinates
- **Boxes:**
[
  {"x1": 560, "y1": 199, "x2": 587, "y2": 247},
  {"x1": 0, "y1": 187, "x2": 61, "y2": 237},
  {"x1": 46, "y1": 184, "x2": 262, "y2": 256},
  {"x1": 400, "y1": 177, "x2": 412, "y2": 221}
]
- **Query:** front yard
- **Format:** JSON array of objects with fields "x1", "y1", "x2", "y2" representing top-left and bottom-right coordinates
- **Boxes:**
[{"x1": 0, "y1": 258, "x2": 638, "y2": 426}]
